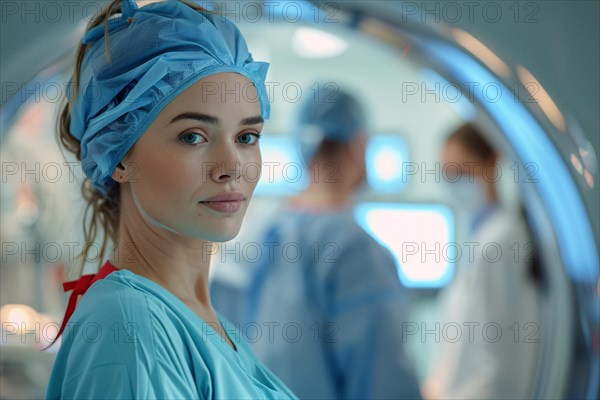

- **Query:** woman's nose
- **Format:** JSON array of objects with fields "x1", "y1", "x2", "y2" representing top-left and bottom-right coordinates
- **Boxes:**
[
  {"x1": 208, "y1": 141, "x2": 242, "y2": 183},
  {"x1": 211, "y1": 161, "x2": 241, "y2": 183}
]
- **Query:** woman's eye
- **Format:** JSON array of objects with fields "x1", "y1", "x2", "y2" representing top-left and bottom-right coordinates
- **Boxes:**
[
  {"x1": 238, "y1": 132, "x2": 261, "y2": 145},
  {"x1": 179, "y1": 132, "x2": 205, "y2": 145}
]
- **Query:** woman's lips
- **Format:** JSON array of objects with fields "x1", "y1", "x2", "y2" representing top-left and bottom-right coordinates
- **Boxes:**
[
  {"x1": 199, "y1": 191, "x2": 245, "y2": 213},
  {"x1": 199, "y1": 200, "x2": 243, "y2": 213}
]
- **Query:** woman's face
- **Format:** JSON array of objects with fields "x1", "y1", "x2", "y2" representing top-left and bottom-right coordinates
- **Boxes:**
[
  {"x1": 120, "y1": 72, "x2": 263, "y2": 242},
  {"x1": 441, "y1": 139, "x2": 486, "y2": 181}
]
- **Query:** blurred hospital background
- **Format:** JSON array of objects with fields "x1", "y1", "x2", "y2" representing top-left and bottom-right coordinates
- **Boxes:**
[{"x1": 1, "y1": 1, "x2": 599, "y2": 399}]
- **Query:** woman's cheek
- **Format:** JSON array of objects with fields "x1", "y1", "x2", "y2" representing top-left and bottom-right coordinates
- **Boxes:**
[
  {"x1": 241, "y1": 149, "x2": 261, "y2": 184},
  {"x1": 158, "y1": 154, "x2": 198, "y2": 185}
]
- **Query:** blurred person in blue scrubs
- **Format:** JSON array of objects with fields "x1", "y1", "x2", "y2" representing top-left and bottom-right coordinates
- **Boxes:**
[
  {"x1": 211, "y1": 82, "x2": 422, "y2": 399},
  {"x1": 423, "y1": 124, "x2": 542, "y2": 399}
]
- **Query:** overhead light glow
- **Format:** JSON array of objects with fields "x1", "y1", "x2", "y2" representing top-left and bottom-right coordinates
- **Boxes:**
[{"x1": 292, "y1": 27, "x2": 349, "y2": 59}]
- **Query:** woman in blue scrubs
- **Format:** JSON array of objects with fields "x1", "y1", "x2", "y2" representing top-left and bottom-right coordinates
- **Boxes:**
[{"x1": 44, "y1": 1, "x2": 297, "y2": 398}]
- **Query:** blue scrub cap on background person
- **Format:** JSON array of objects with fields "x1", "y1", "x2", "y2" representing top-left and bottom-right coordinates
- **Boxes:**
[
  {"x1": 69, "y1": 0, "x2": 270, "y2": 197},
  {"x1": 293, "y1": 82, "x2": 367, "y2": 164}
]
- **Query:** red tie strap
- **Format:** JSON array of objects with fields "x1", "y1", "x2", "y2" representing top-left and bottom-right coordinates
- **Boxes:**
[{"x1": 44, "y1": 261, "x2": 119, "y2": 349}]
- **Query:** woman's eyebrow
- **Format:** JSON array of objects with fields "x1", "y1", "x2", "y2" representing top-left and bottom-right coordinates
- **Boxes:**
[
  {"x1": 169, "y1": 112, "x2": 219, "y2": 125},
  {"x1": 168, "y1": 113, "x2": 263, "y2": 126},
  {"x1": 240, "y1": 116, "x2": 264, "y2": 126}
]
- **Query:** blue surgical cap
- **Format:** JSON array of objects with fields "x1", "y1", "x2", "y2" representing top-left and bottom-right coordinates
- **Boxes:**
[
  {"x1": 294, "y1": 82, "x2": 366, "y2": 164},
  {"x1": 69, "y1": 0, "x2": 270, "y2": 197}
]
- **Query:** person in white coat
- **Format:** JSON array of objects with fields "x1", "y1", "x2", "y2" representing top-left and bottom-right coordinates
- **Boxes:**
[{"x1": 423, "y1": 123, "x2": 542, "y2": 399}]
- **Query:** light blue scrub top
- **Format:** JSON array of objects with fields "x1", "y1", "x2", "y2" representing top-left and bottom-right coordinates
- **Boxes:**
[
  {"x1": 211, "y1": 207, "x2": 423, "y2": 399},
  {"x1": 46, "y1": 269, "x2": 298, "y2": 400}
]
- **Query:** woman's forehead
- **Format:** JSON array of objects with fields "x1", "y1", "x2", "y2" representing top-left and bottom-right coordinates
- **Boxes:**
[{"x1": 157, "y1": 73, "x2": 262, "y2": 124}]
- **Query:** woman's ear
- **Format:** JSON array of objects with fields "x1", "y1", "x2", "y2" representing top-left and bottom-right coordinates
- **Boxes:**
[
  {"x1": 112, "y1": 150, "x2": 137, "y2": 182},
  {"x1": 111, "y1": 162, "x2": 126, "y2": 182},
  {"x1": 112, "y1": 160, "x2": 136, "y2": 183}
]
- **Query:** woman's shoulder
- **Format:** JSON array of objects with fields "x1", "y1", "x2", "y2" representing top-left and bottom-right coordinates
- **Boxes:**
[
  {"x1": 74, "y1": 269, "x2": 154, "y2": 323},
  {"x1": 48, "y1": 270, "x2": 209, "y2": 400},
  {"x1": 60, "y1": 269, "x2": 184, "y2": 357},
  {"x1": 59, "y1": 270, "x2": 158, "y2": 353}
]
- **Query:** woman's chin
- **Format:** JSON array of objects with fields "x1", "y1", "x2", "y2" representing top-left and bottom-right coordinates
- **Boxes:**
[
  {"x1": 192, "y1": 226, "x2": 242, "y2": 243},
  {"x1": 176, "y1": 213, "x2": 245, "y2": 242}
]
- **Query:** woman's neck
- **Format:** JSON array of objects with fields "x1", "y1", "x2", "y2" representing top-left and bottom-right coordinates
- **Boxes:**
[{"x1": 110, "y1": 205, "x2": 214, "y2": 310}]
